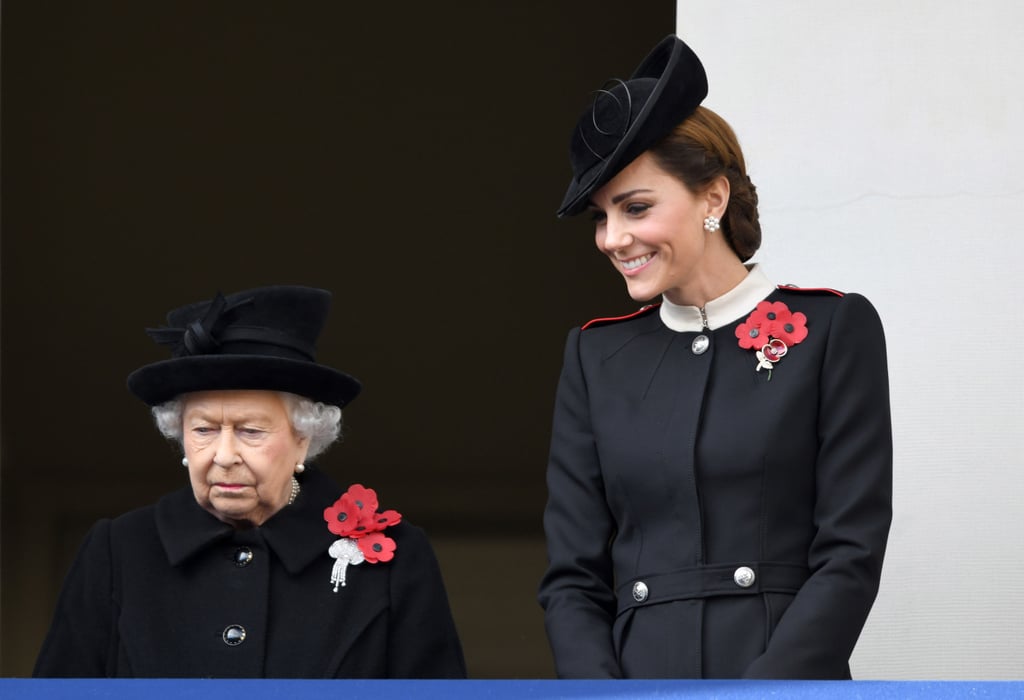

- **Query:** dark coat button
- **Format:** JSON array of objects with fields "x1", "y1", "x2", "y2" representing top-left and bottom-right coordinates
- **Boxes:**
[
  {"x1": 222, "y1": 625, "x2": 246, "y2": 646},
  {"x1": 233, "y1": 547, "x2": 253, "y2": 567}
]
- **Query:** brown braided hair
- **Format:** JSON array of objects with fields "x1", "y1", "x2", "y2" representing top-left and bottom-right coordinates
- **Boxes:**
[{"x1": 648, "y1": 106, "x2": 761, "y2": 262}]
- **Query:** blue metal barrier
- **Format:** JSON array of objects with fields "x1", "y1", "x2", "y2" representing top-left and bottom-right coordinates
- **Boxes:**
[{"x1": 1, "y1": 679, "x2": 1022, "y2": 699}]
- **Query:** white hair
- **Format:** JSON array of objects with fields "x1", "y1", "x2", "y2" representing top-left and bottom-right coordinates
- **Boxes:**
[{"x1": 151, "y1": 392, "x2": 343, "y2": 460}]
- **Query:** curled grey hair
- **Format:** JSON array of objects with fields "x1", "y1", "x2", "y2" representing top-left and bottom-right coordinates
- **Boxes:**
[{"x1": 151, "y1": 392, "x2": 343, "y2": 460}]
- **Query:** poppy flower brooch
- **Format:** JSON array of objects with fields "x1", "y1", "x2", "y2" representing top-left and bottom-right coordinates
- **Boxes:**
[
  {"x1": 323, "y1": 484, "x2": 402, "y2": 592},
  {"x1": 735, "y1": 301, "x2": 808, "y2": 380}
]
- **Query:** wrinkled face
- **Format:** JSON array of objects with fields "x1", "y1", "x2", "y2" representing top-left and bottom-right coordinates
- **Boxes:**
[
  {"x1": 182, "y1": 390, "x2": 309, "y2": 527},
  {"x1": 589, "y1": 151, "x2": 715, "y2": 303}
]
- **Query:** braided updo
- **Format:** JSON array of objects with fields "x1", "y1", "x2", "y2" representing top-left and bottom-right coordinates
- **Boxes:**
[{"x1": 649, "y1": 106, "x2": 761, "y2": 262}]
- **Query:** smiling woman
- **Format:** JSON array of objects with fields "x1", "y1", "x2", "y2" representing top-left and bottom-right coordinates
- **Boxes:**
[
  {"x1": 589, "y1": 150, "x2": 741, "y2": 306},
  {"x1": 538, "y1": 35, "x2": 892, "y2": 680},
  {"x1": 33, "y1": 286, "x2": 466, "y2": 678}
]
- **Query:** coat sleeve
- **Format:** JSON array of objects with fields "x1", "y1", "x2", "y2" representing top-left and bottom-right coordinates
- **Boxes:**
[
  {"x1": 33, "y1": 519, "x2": 117, "y2": 678},
  {"x1": 744, "y1": 293, "x2": 893, "y2": 679},
  {"x1": 537, "y1": 327, "x2": 622, "y2": 678},
  {"x1": 385, "y1": 524, "x2": 467, "y2": 678}
]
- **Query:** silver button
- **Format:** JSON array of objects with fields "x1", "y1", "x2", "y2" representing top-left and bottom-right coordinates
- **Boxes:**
[
  {"x1": 691, "y1": 335, "x2": 710, "y2": 355},
  {"x1": 233, "y1": 547, "x2": 253, "y2": 567},
  {"x1": 733, "y1": 566, "x2": 756, "y2": 588},
  {"x1": 632, "y1": 581, "x2": 649, "y2": 603},
  {"x1": 222, "y1": 625, "x2": 246, "y2": 646}
]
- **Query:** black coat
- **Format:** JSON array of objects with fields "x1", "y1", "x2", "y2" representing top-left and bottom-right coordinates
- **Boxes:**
[
  {"x1": 538, "y1": 282, "x2": 892, "y2": 679},
  {"x1": 34, "y1": 468, "x2": 466, "y2": 678}
]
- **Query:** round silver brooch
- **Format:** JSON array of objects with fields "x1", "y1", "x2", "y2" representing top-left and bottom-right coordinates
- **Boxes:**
[{"x1": 691, "y1": 335, "x2": 710, "y2": 355}]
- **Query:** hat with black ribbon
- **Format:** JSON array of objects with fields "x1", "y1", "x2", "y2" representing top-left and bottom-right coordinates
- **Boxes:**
[
  {"x1": 127, "y1": 286, "x2": 362, "y2": 407},
  {"x1": 557, "y1": 35, "x2": 708, "y2": 218}
]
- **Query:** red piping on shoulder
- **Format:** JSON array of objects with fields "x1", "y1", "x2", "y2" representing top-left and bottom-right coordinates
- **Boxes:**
[
  {"x1": 777, "y1": 284, "x2": 844, "y2": 297},
  {"x1": 582, "y1": 304, "x2": 660, "y2": 330}
]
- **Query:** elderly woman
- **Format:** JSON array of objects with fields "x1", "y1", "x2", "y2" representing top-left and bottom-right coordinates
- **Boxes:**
[
  {"x1": 538, "y1": 36, "x2": 892, "y2": 679},
  {"x1": 34, "y1": 286, "x2": 466, "y2": 678}
]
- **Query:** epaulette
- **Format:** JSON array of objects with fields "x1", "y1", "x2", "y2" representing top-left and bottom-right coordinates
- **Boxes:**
[
  {"x1": 582, "y1": 304, "x2": 660, "y2": 330},
  {"x1": 776, "y1": 283, "x2": 844, "y2": 297}
]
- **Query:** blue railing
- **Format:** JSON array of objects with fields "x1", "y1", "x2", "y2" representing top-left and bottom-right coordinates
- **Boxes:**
[{"x1": 1, "y1": 679, "x2": 1022, "y2": 699}]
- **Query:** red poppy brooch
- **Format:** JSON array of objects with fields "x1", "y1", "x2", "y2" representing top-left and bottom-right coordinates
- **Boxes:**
[
  {"x1": 735, "y1": 301, "x2": 808, "y2": 380},
  {"x1": 323, "y1": 484, "x2": 402, "y2": 592}
]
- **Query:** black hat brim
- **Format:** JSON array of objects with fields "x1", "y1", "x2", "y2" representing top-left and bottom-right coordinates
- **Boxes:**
[{"x1": 127, "y1": 355, "x2": 362, "y2": 407}]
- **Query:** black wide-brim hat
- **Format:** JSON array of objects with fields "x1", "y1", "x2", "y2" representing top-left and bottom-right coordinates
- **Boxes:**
[
  {"x1": 557, "y1": 35, "x2": 708, "y2": 217},
  {"x1": 127, "y1": 285, "x2": 362, "y2": 407}
]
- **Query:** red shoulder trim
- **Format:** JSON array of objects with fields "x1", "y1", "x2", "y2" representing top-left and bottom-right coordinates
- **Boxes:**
[
  {"x1": 582, "y1": 304, "x2": 660, "y2": 330},
  {"x1": 776, "y1": 283, "x2": 844, "y2": 297}
]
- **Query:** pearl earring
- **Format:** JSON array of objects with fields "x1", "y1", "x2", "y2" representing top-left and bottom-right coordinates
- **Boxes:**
[
  {"x1": 703, "y1": 215, "x2": 720, "y2": 233},
  {"x1": 182, "y1": 457, "x2": 189, "y2": 468},
  {"x1": 295, "y1": 463, "x2": 306, "y2": 474}
]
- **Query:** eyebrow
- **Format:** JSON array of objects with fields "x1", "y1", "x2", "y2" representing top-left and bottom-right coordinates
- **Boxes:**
[
  {"x1": 185, "y1": 410, "x2": 275, "y2": 424},
  {"x1": 610, "y1": 189, "x2": 654, "y2": 205}
]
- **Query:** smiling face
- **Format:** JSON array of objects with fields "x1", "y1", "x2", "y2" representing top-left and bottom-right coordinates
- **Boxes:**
[
  {"x1": 589, "y1": 151, "x2": 739, "y2": 306},
  {"x1": 182, "y1": 390, "x2": 309, "y2": 527}
]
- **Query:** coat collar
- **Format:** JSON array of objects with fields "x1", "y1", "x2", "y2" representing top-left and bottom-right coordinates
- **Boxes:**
[
  {"x1": 156, "y1": 467, "x2": 340, "y2": 575},
  {"x1": 658, "y1": 263, "x2": 776, "y2": 332}
]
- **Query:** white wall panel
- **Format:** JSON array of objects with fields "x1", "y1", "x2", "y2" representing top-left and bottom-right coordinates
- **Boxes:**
[{"x1": 680, "y1": 1, "x2": 1024, "y2": 679}]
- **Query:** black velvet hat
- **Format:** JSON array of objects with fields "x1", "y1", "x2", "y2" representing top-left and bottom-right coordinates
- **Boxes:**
[
  {"x1": 557, "y1": 35, "x2": 708, "y2": 217},
  {"x1": 127, "y1": 286, "x2": 362, "y2": 407}
]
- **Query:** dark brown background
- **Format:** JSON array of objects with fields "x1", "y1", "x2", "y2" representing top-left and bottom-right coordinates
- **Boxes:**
[{"x1": 0, "y1": 1, "x2": 672, "y2": 677}]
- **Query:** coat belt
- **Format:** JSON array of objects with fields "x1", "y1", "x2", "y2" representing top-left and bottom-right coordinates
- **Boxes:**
[{"x1": 615, "y1": 562, "x2": 810, "y2": 613}]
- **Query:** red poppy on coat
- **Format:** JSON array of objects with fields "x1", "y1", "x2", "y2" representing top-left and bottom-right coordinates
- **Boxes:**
[
  {"x1": 358, "y1": 532, "x2": 397, "y2": 563},
  {"x1": 735, "y1": 301, "x2": 808, "y2": 348},
  {"x1": 768, "y1": 304, "x2": 808, "y2": 346},
  {"x1": 371, "y1": 509, "x2": 403, "y2": 530},
  {"x1": 323, "y1": 494, "x2": 361, "y2": 537},
  {"x1": 345, "y1": 484, "x2": 379, "y2": 515}
]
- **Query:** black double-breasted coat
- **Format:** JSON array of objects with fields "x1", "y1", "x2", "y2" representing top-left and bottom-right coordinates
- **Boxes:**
[
  {"x1": 538, "y1": 267, "x2": 892, "y2": 679},
  {"x1": 34, "y1": 468, "x2": 466, "y2": 678}
]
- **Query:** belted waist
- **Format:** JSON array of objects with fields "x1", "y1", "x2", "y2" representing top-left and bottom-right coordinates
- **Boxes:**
[{"x1": 615, "y1": 562, "x2": 810, "y2": 613}]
